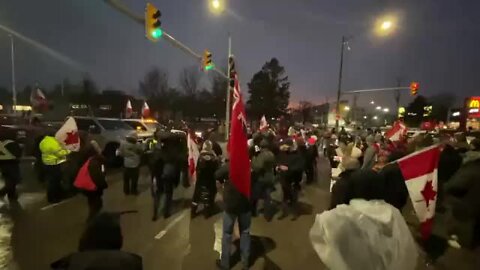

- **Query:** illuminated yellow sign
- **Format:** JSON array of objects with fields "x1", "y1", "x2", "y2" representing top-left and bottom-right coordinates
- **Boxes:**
[
  {"x1": 468, "y1": 97, "x2": 480, "y2": 117},
  {"x1": 469, "y1": 99, "x2": 480, "y2": 109}
]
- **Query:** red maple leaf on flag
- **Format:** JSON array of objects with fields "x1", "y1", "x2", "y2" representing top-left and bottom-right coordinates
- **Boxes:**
[
  {"x1": 64, "y1": 131, "x2": 79, "y2": 145},
  {"x1": 421, "y1": 180, "x2": 437, "y2": 207}
]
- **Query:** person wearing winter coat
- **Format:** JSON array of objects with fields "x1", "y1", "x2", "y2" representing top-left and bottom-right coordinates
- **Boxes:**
[
  {"x1": 361, "y1": 135, "x2": 377, "y2": 170},
  {"x1": 191, "y1": 140, "x2": 220, "y2": 218},
  {"x1": 445, "y1": 139, "x2": 480, "y2": 249},
  {"x1": 51, "y1": 212, "x2": 142, "y2": 270},
  {"x1": 329, "y1": 157, "x2": 360, "y2": 210},
  {"x1": 150, "y1": 131, "x2": 187, "y2": 220},
  {"x1": 215, "y1": 161, "x2": 251, "y2": 270},
  {"x1": 118, "y1": 132, "x2": 144, "y2": 195},
  {"x1": 277, "y1": 139, "x2": 305, "y2": 220},
  {"x1": 251, "y1": 139, "x2": 276, "y2": 221},
  {"x1": 74, "y1": 141, "x2": 108, "y2": 221}
]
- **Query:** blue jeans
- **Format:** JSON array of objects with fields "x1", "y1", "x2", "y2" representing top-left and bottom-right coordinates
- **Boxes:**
[{"x1": 221, "y1": 212, "x2": 251, "y2": 269}]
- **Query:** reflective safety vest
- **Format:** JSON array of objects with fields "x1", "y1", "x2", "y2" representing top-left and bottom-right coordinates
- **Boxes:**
[
  {"x1": 39, "y1": 136, "x2": 70, "y2": 166},
  {"x1": 147, "y1": 139, "x2": 158, "y2": 152},
  {"x1": 0, "y1": 140, "x2": 16, "y2": 161}
]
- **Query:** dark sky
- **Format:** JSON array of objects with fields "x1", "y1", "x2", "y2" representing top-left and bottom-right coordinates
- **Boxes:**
[{"x1": 0, "y1": 0, "x2": 479, "y2": 109}]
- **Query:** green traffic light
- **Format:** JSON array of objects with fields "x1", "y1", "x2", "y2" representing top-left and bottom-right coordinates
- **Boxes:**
[
  {"x1": 205, "y1": 64, "x2": 215, "y2": 71},
  {"x1": 151, "y1": 28, "x2": 163, "y2": 39}
]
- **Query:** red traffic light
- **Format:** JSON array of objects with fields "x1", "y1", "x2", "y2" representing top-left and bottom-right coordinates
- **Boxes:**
[{"x1": 410, "y1": 82, "x2": 419, "y2": 96}]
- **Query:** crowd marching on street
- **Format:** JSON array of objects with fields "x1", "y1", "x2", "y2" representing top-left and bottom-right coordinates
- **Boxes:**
[{"x1": 1, "y1": 116, "x2": 480, "y2": 269}]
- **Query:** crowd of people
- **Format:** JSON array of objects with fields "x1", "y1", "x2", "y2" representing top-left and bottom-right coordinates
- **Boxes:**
[{"x1": 1, "y1": 120, "x2": 480, "y2": 269}]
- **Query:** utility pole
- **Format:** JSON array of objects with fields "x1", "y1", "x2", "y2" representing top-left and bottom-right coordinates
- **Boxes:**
[
  {"x1": 10, "y1": 35, "x2": 17, "y2": 114},
  {"x1": 225, "y1": 34, "x2": 232, "y2": 141},
  {"x1": 394, "y1": 77, "x2": 402, "y2": 118},
  {"x1": 335, "y1": 36, "x2": 346, "y2": 129}
]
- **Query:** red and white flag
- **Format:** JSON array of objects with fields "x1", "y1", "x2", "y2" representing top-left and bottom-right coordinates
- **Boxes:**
[
  {"x1": 385, "y1": 121, "x2": 407, "y2": 142},
  {"x1": 187, "y1": 132, "x2": 200, "y2": 184},
  {"x1": 397, "y1": 145, "x2": 441, "y2": 239},
  {"x1": 30, "y1": 87, "x2": 48, "y2": 110},
  {"x1": 228, "y1": 69, "x2": 251, "y2": 198},
  {"x1": 142, "y1": 101, "x2": 150, "y2": 118},
  {"x1": 55, "y1": 117, "x2": 80, "y2": 152},
  {"x1": 259, "y1": 115, "x2": 268, "y2": 131},
  {"x1": 125, "y1": 100, "x2": 133, "y2": 118}
]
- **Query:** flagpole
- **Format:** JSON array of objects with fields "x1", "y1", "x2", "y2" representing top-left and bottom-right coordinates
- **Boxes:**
[
  {"x1": 225, "y1": 34, "x2": 232, "y2": 141},
  {"x1": 10, "y1": 35, "x2": 17, "y2": 114}
]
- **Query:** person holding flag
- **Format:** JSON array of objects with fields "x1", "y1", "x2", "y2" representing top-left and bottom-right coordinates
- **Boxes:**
[{"x1": 217, "y1": 60, "x2": 252, "y2": 270}]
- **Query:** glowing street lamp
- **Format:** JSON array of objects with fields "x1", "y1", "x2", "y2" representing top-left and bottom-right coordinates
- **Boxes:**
[
  {"x1": 344, "y1": 106, "x2": 351, "y2": 111},
  {"x1": 373, "y1": 116, "x2": 378, "y2": 120},
  {"x1": 376, "y1": 106, "x2": 382, "y2": 110},
  {"x1": 370, "y1": 101, "x2": 375, "y2": 105},
  {"x1": 383, "y1": 108, "x2": 390, "y2": 113},
  {"x1": 381, "y1": 20, "x2": 392, "y2": 31},
  {"x1": 209, "y1": 0, "x2": 224, "y2": 13}
]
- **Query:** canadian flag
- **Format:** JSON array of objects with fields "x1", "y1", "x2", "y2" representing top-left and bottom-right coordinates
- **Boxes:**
[
  {"x1": 142, "y1": 101, "x2": 150, "y2": 118},
  {"x1": 55, "y1": 117, "x2": 80, "y2": 152},
  {"x1": 397, "y1": 145, "x2": 441, "y2": 239},
  {"x1": 385, "y1": 121, "x2": 407, "y2": 142},
  {"x1": 30, "y1": 87, "x2": 48, "y2": 110},
  {"x1": 228, "y1": 69, "x2": 251, "y2": 198},
  {"x1": 259, "y1": 115, "x2": 268, "y2": 131},
  {"x1": 125, "y1": 100, "x2": 133, "y2": 118},
  {"x1": 187, "y1": 132, "x2": 200, "y2": 184}
]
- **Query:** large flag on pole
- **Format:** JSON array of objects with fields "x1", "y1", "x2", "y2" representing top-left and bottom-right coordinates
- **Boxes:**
[
  {"x1": 125, "y1": 100, "x2": 133, "y2": 118},
  {"x1": 142, "y1": 101, "x2": 150, "y2": 118},
  {"x1": 385, "y1": 120, "x2": 407, "y2": 142},
  {"x1": 187, "y1": 132, "x2": 200, "y2": 184},
  {"x1": 55, "y1": 117, "x2": 80, "y2": 152},
  {"x1": 397, "y1": 145, "x2": 441, "y2": 239},
  {"x1": 30, "y1": 87, "x2": 48, "y2": 111},
  {"x1": 228, "y1": 68, "x2": 251, "y2": 198}
]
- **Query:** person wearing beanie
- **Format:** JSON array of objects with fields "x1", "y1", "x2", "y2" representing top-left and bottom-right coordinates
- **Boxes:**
[
  {"x1": 251, "y1": 139, "x2": 276, "y2": 221},
  {"x1": 191, "y1": 140, "x2": 220, "y2": 218},
  {"x1": 118, "y1": 132, "x2": 144, "y2": 195},
  {"x1": 362, "y1": 135, "x2": 378, "y2": 170}
]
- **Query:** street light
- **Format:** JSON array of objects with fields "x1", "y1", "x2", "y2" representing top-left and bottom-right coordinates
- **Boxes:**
[
  {"x1": 376, "y1": 106, "x2": 382, "y2": 110},
  {"x1": 344, "y1": 106, "x2": 350, "y2": 111},
  {"x1": 375, "y1": 16, "x2": 396, "y2": 36},
  {"x1": 383, "y1": 108, "x2": 390, "y2": 113},
  {"x1": 370, "y1": 101, "x2": 375, "y2": 105},
  {"x1": 373, "y1": 116, "x2": 378, "y2": 120},
  {"x1": 381, "y1": 21, "x2": 392, "y2": 31},
  {"x1": 209, "y1": 0, "x2": 224, "y2": 13}
]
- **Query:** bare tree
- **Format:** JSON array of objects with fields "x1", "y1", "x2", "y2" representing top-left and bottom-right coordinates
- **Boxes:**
[
  {"x1": 179, "y1": 66, "x2": 200, "y2": 96},
  {"x1": 139, "y1": 67, "x2": 169, "y2": 99}
]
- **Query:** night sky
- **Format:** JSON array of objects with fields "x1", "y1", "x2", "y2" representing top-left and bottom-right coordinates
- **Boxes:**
[{"x1": 0, "y1": 0, "x2": 479, "y2": 108}]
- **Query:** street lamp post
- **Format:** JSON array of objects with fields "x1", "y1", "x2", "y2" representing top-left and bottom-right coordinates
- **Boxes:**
[
  {"x1": 335, "y1": 36, "x2": 346, "y2": 129},
  {"x1": 9, "y1": 35, "x2": 17, "y2": 114},
  {"x1": 225, "y1": 34, "x2": 232, "y2": 141}
]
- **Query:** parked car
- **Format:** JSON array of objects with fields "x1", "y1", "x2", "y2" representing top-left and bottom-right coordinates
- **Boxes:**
[
  {"x1": 72, "y1": 116, "x2": 141, "y2": 166},
  {"x1": 122, "y1": 118, "x2": 163, "y2": 137}
]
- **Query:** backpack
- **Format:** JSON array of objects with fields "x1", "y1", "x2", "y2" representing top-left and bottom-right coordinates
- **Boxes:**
[{"x1": 74, "y1": 158, "x2": 97, "y2": 191}]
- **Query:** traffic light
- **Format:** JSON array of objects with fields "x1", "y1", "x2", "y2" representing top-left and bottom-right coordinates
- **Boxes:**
[
  {"x1": 145, "y1": 3, "x2": 162, "y2": 42},
  {"x1": 410, "y1": 82, "x2": 419, "y2": 96},
  {"x1": 203, "y1": 50, "x2": 214, "y2": 71}
]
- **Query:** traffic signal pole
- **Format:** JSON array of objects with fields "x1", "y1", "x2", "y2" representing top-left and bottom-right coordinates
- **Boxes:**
[
  {"x1": 343, "y1": 86, "x2": 410, "y2": 94},
  {"x1": 103, "y1": 0, "x2": 228, "y2": 79},
  {"x1": 225, "y1": 34, "x2": 232, "y2": 141}
]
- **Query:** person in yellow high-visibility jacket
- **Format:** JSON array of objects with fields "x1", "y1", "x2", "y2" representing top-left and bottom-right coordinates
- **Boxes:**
[{"x1": 39, "y1": 134, "x2": 70, "y2": 203}]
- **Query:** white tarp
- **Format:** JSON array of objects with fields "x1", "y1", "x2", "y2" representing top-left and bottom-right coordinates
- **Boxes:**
[{"x1": 310, "y1": 199, "x2": 418, "y2": 270}]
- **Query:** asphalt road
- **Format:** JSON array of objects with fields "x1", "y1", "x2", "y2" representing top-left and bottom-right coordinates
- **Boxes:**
[{"x1": 0, "y1": 156, "x2": 477, "y2": 270}]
